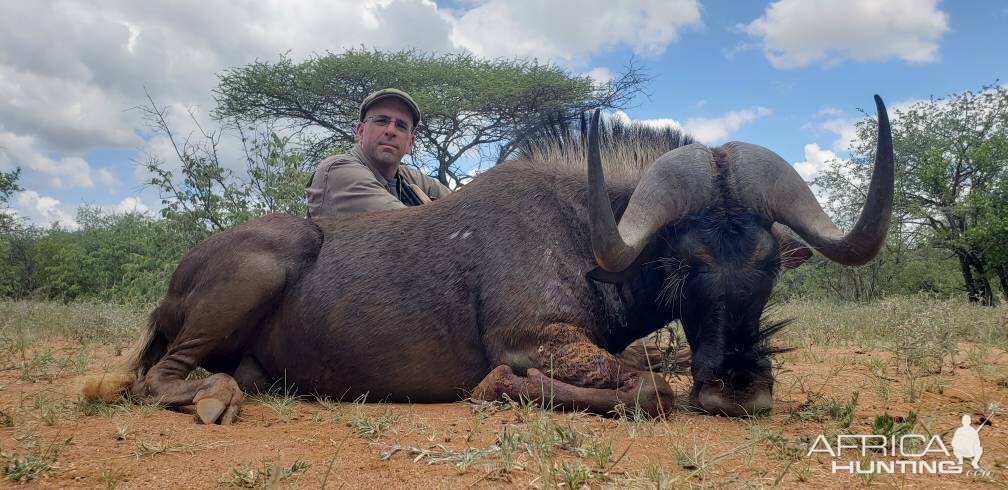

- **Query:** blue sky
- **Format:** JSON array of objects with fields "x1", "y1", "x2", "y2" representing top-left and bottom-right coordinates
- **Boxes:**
[{"x1": 1, "y1": 0, "x2": 1006, "y2": 228}]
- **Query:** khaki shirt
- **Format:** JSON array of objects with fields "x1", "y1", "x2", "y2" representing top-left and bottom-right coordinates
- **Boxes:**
[{"x1": 306, "y1": 144, "x2": 451, "y2": 217}]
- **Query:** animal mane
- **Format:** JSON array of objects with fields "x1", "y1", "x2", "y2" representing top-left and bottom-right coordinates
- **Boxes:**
[{"x1": 513, "y1": 113, "x2": 695, "y2": 183}]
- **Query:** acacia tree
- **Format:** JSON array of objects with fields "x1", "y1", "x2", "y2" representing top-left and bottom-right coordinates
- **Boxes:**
[
  {"x1": 0, "y1": 168, "x2": 20, "y2": 232},
  {"x1": 137, "y1": 92, "x2": 311, "y2": 241},
  {"x1": 0, "y1": 168, "x2": 24, "y2": 296},
  {"x1": 213, "y1": 49, "x2": 648, "y2": 186},
  {"x1": 816, "y1": 85, "x2": 1008, "y2": 304}
]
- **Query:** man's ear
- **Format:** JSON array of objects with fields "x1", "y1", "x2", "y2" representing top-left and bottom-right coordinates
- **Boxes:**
[
  {"x1": 404, "y1": 131, "x2": 415, "y2": 154},
  {"x1": 354, "y1": 121, "x2": 365, "y2": 141},
  {"x1": 771, "y1": 223, "x2": 813, "y2": 269}
]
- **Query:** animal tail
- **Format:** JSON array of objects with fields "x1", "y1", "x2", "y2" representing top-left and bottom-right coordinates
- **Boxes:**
[{"x1": 81, "y1": 304, "x2": 171, "y2": 401}]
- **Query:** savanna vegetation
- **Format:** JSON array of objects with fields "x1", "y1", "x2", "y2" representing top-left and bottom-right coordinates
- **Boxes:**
[
  {"x1": 2, "y1": 58, "x2": 1005, "y2": 306},
  {"x1": 0, "y1": 51, "x2": 1006, "y2": 487}
]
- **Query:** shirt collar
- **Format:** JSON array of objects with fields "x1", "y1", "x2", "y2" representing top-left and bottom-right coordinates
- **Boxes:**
[{"x1": 351, "y1": 143, "x2": 399, "y2": 186}]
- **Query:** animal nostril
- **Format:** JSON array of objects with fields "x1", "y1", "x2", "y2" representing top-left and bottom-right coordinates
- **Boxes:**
[{"x1": 750, "y1": 391, "x2": 773, "y2": 414}]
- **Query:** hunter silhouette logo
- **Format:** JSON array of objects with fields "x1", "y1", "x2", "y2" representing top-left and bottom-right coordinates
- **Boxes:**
[
  {"x1": 808, "y1": 411, "x2": 996, "y2": 477},
  {"x1": 951, "y1": 414, "x2": 985, "y2": 469}
]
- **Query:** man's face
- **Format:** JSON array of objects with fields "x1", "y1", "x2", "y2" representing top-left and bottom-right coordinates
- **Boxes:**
[{"x1": 356, "y1": 98, "x2": 416, "y2": 169}]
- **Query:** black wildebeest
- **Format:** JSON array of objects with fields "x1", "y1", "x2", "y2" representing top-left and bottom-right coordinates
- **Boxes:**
[{"x1": 87, "y1": 97, "x2": 893, "y2": 424}]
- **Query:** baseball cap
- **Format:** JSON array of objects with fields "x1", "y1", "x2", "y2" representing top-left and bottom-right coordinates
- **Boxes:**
[{"x1": 359, "y1": 88, "x2": 421, "y2": 127}]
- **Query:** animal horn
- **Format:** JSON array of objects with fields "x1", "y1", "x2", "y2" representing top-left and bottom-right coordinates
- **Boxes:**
[
  {"x1": 588, "y1": 111, "x2": 716, "y2": 272},
  {"x1": 729, "y1": 95, "x2": 894, "y2": 265}
]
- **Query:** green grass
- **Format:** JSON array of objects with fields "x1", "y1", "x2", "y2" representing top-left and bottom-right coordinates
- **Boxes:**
[
  {"x1": 346, "y1": 404, "x2": 400, "y2": 439},
  {"x1": 100, "y1": 464, "x2": 129, "y2": 489},
  {"x1": 2, "y1": 450, "x2": 60, "y2": 482},
  {"x1": 789, "y1": 391, "x2": 859, "y2": 428},
  {"x1": 133, "y1": 436, "x2": 190, "y2": 457},
  {"x1": 769, "y1": 295, "x2": 1008, "y2": 348},
  {"x1": 248, "y1": 390, "x2": 301, "y2": 422},
  {"x1": 864, "y1": 358, "x2": 893, "y2": 402},
  {"x1": 869, "y1": 412, "x2": 918, "y2": 446},
  {"x1": 0, "y1": 300, "x2": 146, "y2": 347},
  {"x1": 76, "y1": 395, "x2": 166, "y2": 418},
  {"x1": 373, "y1": 410, "x2": 622, "y2": 487},
  {"x1": 223, "y1": 460, "x2": 311, "y2": 488},
  {"x1": 1, "y1": 437, "x2": 71, "y2": 482}
]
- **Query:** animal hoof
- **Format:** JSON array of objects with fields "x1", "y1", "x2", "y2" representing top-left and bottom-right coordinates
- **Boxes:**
[
  {"x1": 219, "y1": 403, "x2": 240, "y2": 425},
  {"x1": 472, "y1": 365, "x2": 515, "y2": 400},
  {"x1": 196, "y1": 398, "x2": 227, "y2": 424}
]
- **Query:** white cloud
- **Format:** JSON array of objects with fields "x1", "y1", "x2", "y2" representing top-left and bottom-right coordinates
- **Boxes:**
[
  {"x1": 12, "y1": 190, "x2": 78, "y2": 230},
  {"x1": 743, "y1": 0, "x2": 949, "y2": 68},
  {"x1": 818, "y1": 118, "x2": 860, "y2": 153},
  {"x1": 809, "y1": 97, "x2": 920, "y2": 154},
  {"x1": 612, "y1": 107, "x2": 771, "y2": 144},
  {"x1": 0, "y1": 131, "x2": 120, "y2": 190},
  {"x1": 682, "y1": 107, "x2": 772, "y2": 143},
  {"x1": 95, "y1": 169, "x2": 120, "y2": 188},
  {"x1": 0, "y1": 0, "x2": 455, "y2": 193},
  {"x1": 448, "y1": 0, "x2": 702, "y2": 64},
  {"x1": 111, "y1": 196, "x2": 150, "y2": 215},
  {"x1": 584, "y1": 67, "x2": 614, "y2": 84},
  {"x1": 0, "y1": 69, "x2": 143, "y2": 153},
  {"x1": 815, "y1": 106, "x2": 844, "y2": 118},
  {"x1": 610, "y1": 111, "x2": 683, "y2": 132},
  {"x1": 2, "y1": 1, "x2": 706, "y2": 225},
  {"x1": 793, "y1": 143, "x2": 840, "y2": 181},
  {"x1": 792, "y1": 143, "x2": 849, "y2": 204}
]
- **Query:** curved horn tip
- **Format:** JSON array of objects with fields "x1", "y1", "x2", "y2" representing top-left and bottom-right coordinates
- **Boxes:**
[
  {"x1": 873, "y1": 94, "x2": 893, "y2": 153},
  {"x1": 588, "y1": 109, "x2": 601, "y2": 155},
  {"x1": 873, "y1": 95, "x2": 888, "y2": 120}
]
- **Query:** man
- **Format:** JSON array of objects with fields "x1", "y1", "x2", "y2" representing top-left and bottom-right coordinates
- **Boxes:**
[
  {"x1": 306, "y1": 89, "x2": 681, "y2": 375},
  {"x1": 306, "y1": 88, "x2": 451, "y2": 218}
]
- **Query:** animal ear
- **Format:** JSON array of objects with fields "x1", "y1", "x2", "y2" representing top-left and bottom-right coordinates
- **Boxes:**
[
  {"x1": 771, "y1": 224, "x2": 813, "y2": 269},
  {"x1": 587, "y1": 267, "x2": 630, "y2": 284}
]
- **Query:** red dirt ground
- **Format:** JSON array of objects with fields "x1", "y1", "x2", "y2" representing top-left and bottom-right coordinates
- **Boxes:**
[{"x1": 0, "y1": 340, "x2": 1005, "y2": 488}]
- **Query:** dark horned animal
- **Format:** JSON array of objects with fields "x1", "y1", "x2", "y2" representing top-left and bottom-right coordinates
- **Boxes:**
[{"x1": 86, "y1": 97, "x2": 894, "y2": 423}]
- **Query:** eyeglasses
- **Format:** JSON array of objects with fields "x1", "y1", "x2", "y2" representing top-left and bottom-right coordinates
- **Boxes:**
[{"x1": 363, "y1": 115, "x2": 412, "y2": 133}]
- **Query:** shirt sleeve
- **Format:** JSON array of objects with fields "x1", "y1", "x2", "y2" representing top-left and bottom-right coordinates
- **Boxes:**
[{"x1": 306, "y1": 156, "x2": 405, "y2": 217}]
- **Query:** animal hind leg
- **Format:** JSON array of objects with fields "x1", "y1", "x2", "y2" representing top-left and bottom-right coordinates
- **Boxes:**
[
  {"x1": 130, "y1": 252, "x2": 287, "y2": 424},
  {"x1": 233, "y1": 354, "x2": 272, "y2": 395}
]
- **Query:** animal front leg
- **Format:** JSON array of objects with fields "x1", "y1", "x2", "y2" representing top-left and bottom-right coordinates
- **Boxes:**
[
  {"x1": 474, "y1": 323, "x2": 676, "y2": 415},
  {"x1": 617, "y1": 337, "x2": 692, "y2": 374},
  {"x1": 472, "y1": 365, "x2": 673, "y2": 416}
]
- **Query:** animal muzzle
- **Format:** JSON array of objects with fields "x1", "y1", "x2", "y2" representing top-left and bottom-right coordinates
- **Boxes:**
[{"x1": 694, "y1": 380, "x2": 773, "y2": 417}]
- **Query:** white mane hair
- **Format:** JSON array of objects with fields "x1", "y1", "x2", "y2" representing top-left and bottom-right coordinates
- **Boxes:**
[{"x1": 514, "y1": 113, "x2": 695, "y2": 184}]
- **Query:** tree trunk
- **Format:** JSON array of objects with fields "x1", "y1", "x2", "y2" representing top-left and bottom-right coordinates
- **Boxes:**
[
  {"x1": 967, "y1": 258, "x2": 991, "y2": 304},
  {"x1": 969, "y1": 255, "x2": 994, "y2": 306},
  {"x1": 957, "y1": 251, "x2": 981, "y2": 303},
  {"x1": 994, "y1": 264, "x2": 1008, "y2": 303}
]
